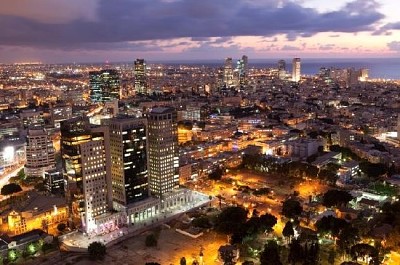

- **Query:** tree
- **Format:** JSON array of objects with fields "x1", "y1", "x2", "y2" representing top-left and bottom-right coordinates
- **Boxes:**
[
  {"x1": 315, "y1": 216, "x2": 349, "y2": 237},
  {"x1": 282, "y1": 199, "x2": 302, "y2": 219},
  {"x1": 209, "y1": 166, "x2": 224, "y2": 180},
  {"x1": 88, "y1": 241, "x2": 106, "y2": 260},
  {"x1": 145, "y1": 234, "x2": 158, "y2": 247},
  {"x1": 260, "y1": 240, "x2": 282, "y2": 265},
  {"x1": 17, "y1": 169, "x2": 26, "y2": 179},
  {"x1": 258, "y1": 213, "x2": 278, "y2": 233},
  {"x1": 215, "y1": 206, "x2": 248, "y2": 235},
  {"x1": 322, "y1": 190, "x2": 353, "y2": 208},
  {"x1": 220, "y1": 247, "x2": 235, "y2": 265},
  {"x1": 57, "y1": 223, "x2": 66, "y2": 233},
  {"x1": 282, "y1": 221, "x2": 294, "y2": 243},
  {"x1": 350, "y1": 243, "x2": 378, "y2": 263},
  {"x1": 192, "y1": 216, "x2": 212, "y2": 228},
  {"x1": 359, "y1": 161, "x2": 386, "y2": 179},
  {"x1": 337, "y1": 226, "x2": 359, "y2": 254},
  {"x1": 180, "y1": 257, "x2": 187, "y2": 265},
  {"x1": 1, "y1": 183, "x2": 22, "y2": 196},
  {"x1": 288, "y1": 239, "x2": 303, "y2": 265}
]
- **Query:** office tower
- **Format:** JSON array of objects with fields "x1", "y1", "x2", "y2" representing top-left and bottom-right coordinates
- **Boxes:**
[
  {"x1": 358, "y1": 68, "x2": 369, "y2": 82},
  {"x1": 292, "y1": 58, "x2": 301, "y2": 82},
  {"x1": 105, "y1": 116, "x2": 149, "y2": 206},
  {"x1": 80, "y1": 129, "x2": 111, "y2": 233},
  {"x1": 134, "y1": 59, "x2": 147, "y2": 94},
  {"x1": 89, "y1": 69, "x2": 120, "y2": 103},
  {"x1": 223, "y1": 58, "x2": 234, "y2": 87},
  {"x1": 236, "y1": 55, "x2": 248, "y2": 86},
  {"x1": 61, "y1": 117, "x2": 114, "y2": 232},
  {"x1": 278, "y1": 60, "x2": 286, "y2": 71},
  {"x1": 148, "y1": 107, "x2": 179, "y2": 197},
  {"x1": 24, "y1": 126, "x2": 55, "y2": 178},
  {"x1": 44, "y1": 169, "x2": 64, "y2": 194}
]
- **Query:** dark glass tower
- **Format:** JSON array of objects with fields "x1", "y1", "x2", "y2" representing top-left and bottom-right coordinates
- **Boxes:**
[
  {"x1": 134, "y1": 59, "x2": 147, "y2": 94},
  {"x1": 89, "y1": 69, "x2": 120, "y2": 102},
  {"x1": 105, "y1": 116, "x2": 149, "y2": 206}
]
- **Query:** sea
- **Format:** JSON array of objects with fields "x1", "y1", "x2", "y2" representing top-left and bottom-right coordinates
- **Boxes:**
[{"x1": 158, "y1": 58, "x2": 400, "y2": 80}]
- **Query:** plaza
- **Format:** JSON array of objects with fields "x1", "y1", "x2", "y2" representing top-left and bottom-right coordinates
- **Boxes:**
[{"x1": 60, "y1": 190, "x2": 211, "y2": 251}]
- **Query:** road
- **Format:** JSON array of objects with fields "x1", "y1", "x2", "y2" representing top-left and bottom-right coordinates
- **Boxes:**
[{"x1": 0, "y1": 164, "x2": 23, "y2": 189}]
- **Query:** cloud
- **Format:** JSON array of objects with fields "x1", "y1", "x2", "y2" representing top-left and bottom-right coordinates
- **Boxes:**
[
  {"x1": 319, "y1": 44, "x2": 336, "y2": 50},
  {"x1": 387, "y1": 41, "x2": 400, "y2": 52},
  {"x1": 281, "y1": 45, "x2": 300, "y2": 51},
  {"x1": 0, "y1": 0, "x2": 386, "y2": 51},
  {"x1": 0, "y1": 0, "x2": 98, "y2": 23}
]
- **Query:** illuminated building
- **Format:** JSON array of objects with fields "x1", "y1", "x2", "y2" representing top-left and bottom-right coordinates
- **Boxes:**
[
  {"x1": 148, "y1": 107, "x2": 179, "y2": 197},
  {"x1": 44, "y1": 169, "x2": 64, "y2": 194},
  {"x1": 50, "y1": 104, "x2": 72, "y2": 128},
  {"x1": 79, "y1": 128, "x2": 113, "y2": 233},
  {"x1": 104, "y1": 116, "x2": 149, "y2": 206},
  {"x1": 89, "y1": 69, "x2": 120, "y2": 103},
  {"x1": 24, "y1": 127, "x2": 55, "y2": 178},
  {"x1": 61, "y1": 117, "x2": 121, "y2": 233},
  {"x1": 292, "y1": 57, "x2": 301, "y2": 82},
  {"x1": 1, "y1": 192, "x2": 68, "y2": 236},
  {"x1": 238, "y1": 55, "x2": 248, "y2": 86},
  {"x1": 134, "y1": 59, "x2": 148, "y2": 94},
  {"x1": 60, "y1": 117, "x2": 93, "y2": 221},
  {"x1": 278, "y1": 59, "x2": 287, "y2": 79},
  {"x1": 223, "y1": 58, "x2": 234, "y2": 87}
]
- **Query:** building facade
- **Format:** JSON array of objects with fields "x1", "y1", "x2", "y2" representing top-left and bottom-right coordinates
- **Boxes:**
[
  {"x1": 134, "y1": 59, "x2": 147, "y2": 94},
  {"x1": 105, "y1": 117, "x2": 149, "y2": 207},
  {"x1": 148, "y1": 107, "x2": 179, "y2": 197},
  {"x1": 24, "y1": 127, "x2": 55, "y2": 178},
  {"x1": 292, "y1": 57, "x2": 301, "y2": 82},
  {"x1": 89, "y1": 69, "x2": 120, "y2": 103}
]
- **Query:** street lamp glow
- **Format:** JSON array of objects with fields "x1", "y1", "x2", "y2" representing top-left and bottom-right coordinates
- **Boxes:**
[{"x1": 3, "y1": 146, "x2": 14, "y2": 162}]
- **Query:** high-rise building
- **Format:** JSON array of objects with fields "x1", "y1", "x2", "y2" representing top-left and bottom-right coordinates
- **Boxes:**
[
  {"x1": 104, "y1": 116, "x2": 149, "y2": 206},
  {"x1": 235, "y1": 55, "x2": 248, "y2": 86},
  {"x1": 292, "y1": 58, "x2": 301, "y2": 82},
  {"x1": 89, "y1": 69, "x2": 120, "y2": 103},
  {"x1": 148, "y1": 107, "x2": 179, "y2": 197},
  {"x1": 278, "y1": 59, "x2": 287, "y2": 80},
  {"x1": 79, "y1": 129, "x2": 111, "y2": 233},
  {"x1": 61, "y1": 117, "x2": 114, "y2": 231},
  {"x1": 25, "y1": 127, "x2": 55, "y2": 178},
  {"x1": 223, "y1": 58, "x2": 234, "y2": 87},
  {"x1": 278, "y1": 60, "x2": 286, "y2": 71},
  {"x1": 134, "y1": 59, "x2": 147, "y2": 94}
]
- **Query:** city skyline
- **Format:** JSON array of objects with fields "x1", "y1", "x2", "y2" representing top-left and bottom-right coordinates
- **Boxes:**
[{"x1": 1, "y1": 0, "x2": 400, "y2": 63}]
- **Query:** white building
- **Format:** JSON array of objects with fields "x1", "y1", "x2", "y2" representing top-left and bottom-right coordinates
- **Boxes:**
[
  {"x1": 292, "y1": 58, "x2": 301, "y2": 82},
  {"x1": 148, "y1": 107, "x2": 179, "y2": 197},
  {"x1": 24, "y1": 127, "x2": 55, "y2": 178}
]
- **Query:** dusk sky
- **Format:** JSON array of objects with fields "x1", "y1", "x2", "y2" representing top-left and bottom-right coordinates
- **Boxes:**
[{"x1": 1, "y1": 0, "x2": 400, "y2": 63}]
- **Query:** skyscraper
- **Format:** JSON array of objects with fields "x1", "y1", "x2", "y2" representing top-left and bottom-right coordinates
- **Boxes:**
[
  {"x1": 278, "y1": 60, "x2": 286, "y2": 71},
  {"x1": 134, "y1": 59, "x2": 147, "y2": 94},
  {"x1": 236, "y1": 55, "x2": 248, "y2": 86},
  {"x1": 89, "y1": 69, "x2": 120, "y2": 103},
  {"x1": 278, "y1": 59, "x2": 287, "y2": 80},
  {"x1": 292, "y1": 58, "x2": 301, "y2": 82},
  {"x1": 104, "y1": 116, "x2": 149, "y2": 206},
  {"x1": 25, "y1": 126, "x2": 55, "y2": 178},
  {"x1": 148, "y1": 107, "x2": 179, "y2": 197},
  {"x1": 61, "y1": 117, "x2": 114, "y2": 231},
  {"x1": 223, "y1": 58, "x2": 234, "y2": 87}
]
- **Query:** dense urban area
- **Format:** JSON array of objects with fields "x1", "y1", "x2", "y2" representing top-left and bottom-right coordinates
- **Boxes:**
[{"x1": 0, "y1": 57, "x2": 399, "y2": 265}]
